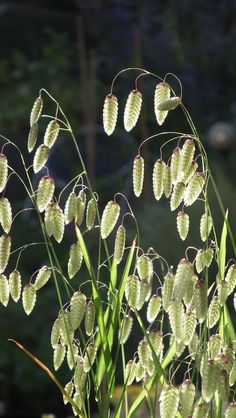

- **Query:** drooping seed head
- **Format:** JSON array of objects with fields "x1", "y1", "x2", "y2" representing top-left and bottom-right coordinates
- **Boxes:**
[
  {"x1": 84, "y1": 342, "x2": 97, "y2": 372},
  {"x1": 69, "y1": 291, "x2": 86, "y2": 331},
  {"x1": 76, "y1": 190, "x2": 86, "y2": 226},
  {"x1": 177, "y1": 211, "x2": 190, "y2": 240},
  {"x1": 85, "y1": 300, "x2": 95, "y2": 336},
  {"x1": 133, "y1": 155, "x2": 144, "y2": 197},
  {"x1": 114, "y1": 224, "x2": 126, "y2": 264},
  {"x1": 154, "y1": 82, "x2": 170, "y2": 126},
  {"x1": 202, "y1": 359, "x2": 220, "y2": 402},
  {"x1": 173, "y1": 258, "x2": 194, "y2": 303},
  {"x1": 30, "y1": 96, "x2": 43, "y2": 127},
  {"x1": 119, "y1": 313, "x2": 133, "y2": 344},
  {"x1": 0, "y1": 154, "x2": 8, "y2": 193},
  {"x1": 44, "y1": 120, "x2": 60, "y2": 148},
  {"x1": 184, "y1": 172, "x2": 206, "y2": 206},
  {"x1": 170, "y1": 147, "x2": 182, "y2": 185},
  {"x1": 163, "y1": 163, "x2": 172, "y2": 198},
  {"x1": 179, "y1": 139, "x2": 195, "y2": 181},
  {"x1": 137, "y1": 254, "x2": 153, "y2": 281},
  {"x1": 0, "y1": 234, "x2": 11, "y2": 274},
  {"x1": 64, "y1": 191, "x2": 77, "y2": 225},
  {"x1": 124, "y1": 89, "x2": 142, "y2": 132},
  {"x1": 0, "y1": 274, "x2": 9, "y2": 307},
  {"x1": 159, "y1": 384, "x2": 180, "y2": 418},
  {"x1": 34, "y1": 265, "x2": 51, "y2": 290},
  {"x1": 125, "y1": 275, "x2": 141, "y2": 309},
  {"x1": 101, "y1": 200, "x2": 120, "y2": 239},
  {"x1": 183, "y1": 309, "x2": 197, "y2": 345},
  {"x1": 103, "y1": 94, "x2": 118, "y2": 136},
  {"x1": 86, "y1": 198, "x2": 96, "y2": 230},
  {"x1": 179, "y1": 379, "x2": 195, "y2": 417},
  {"x1": 33, "y1": 144, "x2": 50, "y2": 173},
  {"x1": 45, "y1": 203, "x2": 65, "y2": 243},
  {"x1": 200, "y1": 212, "x2": 213, "y2": 242},
  {"x1": 147, "y1": 294, "x2": 162, "y2": 322},
  {"x1": 22, "y1": 283, "x2": 37, "y2": 315},
  {"x1": 0, "y1": 197, "x2": 12, "y2": 234},
  {"x1": 225, "y1": 263, "x2": 236, "y2": 295},
  {"x1": 168, "y1": 301, "x2": 184, "y2": 343},
  {"x1": 157, "y1": 96, "x2": 181, "y2": 111},
  {"x1": 9, "y1": 270, "x2": 21, "y2": 302},
  {"x1": 207, "y1": 296, "x2": 220, "y2": 328},
  {"x1": 36, "y1": 176, "x2": 55, "y2": 213},
  {"x1": 194, "y1": 280, "x2": 208, "y2": 323},
  {"x1": 152, "y1": 159, "x2": 164, "y2": 200},
  {"x1": 27, "y1": 122, "x2": 38, "y2": 153},
  {"x1": 162, "y1": 272, "x2": 175, "y2": 312},
  {"x1": 125, "y1": 359, "x2": 137, "y2": 385},
  {"x1": 67, "y1": 241, "x2": 83, "y2": 279},
  {"x1": 170, "y1": 182, "x2": 186, "y2": 211},
  {"x1": 53, "y1": 343, "x2": 66, "y2": 371}
]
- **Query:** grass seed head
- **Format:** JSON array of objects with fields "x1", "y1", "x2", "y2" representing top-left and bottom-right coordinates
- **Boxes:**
[
  {"x1": 124, "y1": 89, "x2": 142, "y2": 132},
  {"x1": 33, "y1": 144, "x2": 50, "y2": 173},
  {"x1": 0, "y1": 274, "x2": 9, "y2": 306},
  {"x1": 9, "y1": 270, "x2": 21, "y2": 302},
  {"x1": 119, "y1": 313, "x2": 133, "y2": 344},
  {"x1": 0, "y1": 197, "x2": 12, "y2": 234},
  {"x1": 133, "y1": 155, "x2": 145, "y2": 197},
  {"x1": 30, "y1": 96, "x2": 43, "y2": 127},
  {"x1": 202, "y1": 359, "x2": 219, "y2": 402},
  {"x1": 200, "y1": 212, "x2": 213, "y2": 242},
  {"x1": 84, "y1": 343, "x2": 97, "y2": 372},
  {"x1": 194, "y1": 280, "x2": 208, "y2": 323},
  {"x1": 22, "y1": 283, "x2": 37, "y2": 315},
  {"x1": 177, "y1": 211, "x2": 190, "y2": 240},
  {"x1": 44, "y1": 120, "x2": 60, "y2": 148},
  {"x1": 101, "y1": 200, "x2": 120, "y2": 239},
  {"x1": 163, "y1": 163, "x2": 172, "y2": 198},
  {"x1": 162, "y1": 272, "x2": 175, "y2": 312},
  {"x1": 27, "y1": 122, "x2": 38, "y2": 153},
  {"x1": 36, "y1": 176, "x2": 55, "y2": 213},
  {"x1": 86, "y1": 198, "x2": 96, "y2": 230},
  {"x1": 103, "y1": 94, "x2": 118, "y2": 135},
  {"x1": 0, "y1": 154, "x2": 8, "y2": 193},
  {"x1": 154, "y1": 82, "x2": 170, "y2": 125},
  {"x1": 45, "y1": 203, "x2": 65, "y2": 243},
  {"x1": 184, "y1": 172, "x2": 206, "y2": 206},
  {"x1": 68, "y1": 241, "x2": 83, "y2": 279},
  {"x1": 137, "y1": 279, "x2": 151, "y2": 310},
  {"x1": 114, "y1": 224, "x2": 126, "y2": 265},
  {"x1": 170, "y1": 181, "x2": 186, "y2": 211},
  {"x1": 34, "y1": 266, "x2": 51, "y2": 290},
  {"x1": 0, "y1": 234, "x2": 11, "y2": 274},
  {"x1": 53, "y1": 343, "x2": 66, "y2": 371},
  {"x1": 137, "y1": 254, "x2": 153, "y2": 281},
  {"x1": 125, "y1": 275, "x2": 141, "y2": 309},
  {"x1": 70, "y1": 291, "x2": 86, "y2": 331},
  {"x1": 157, "y1": 96, "x2": 181, "y2": 111},
  {"x1": 147, "y1": 293, "x2": 162, "y2": 322},
  {"x1": 152, "y1": 159, "x2": 164, "y2": 201},
  {"x1": 179, "y1": 379, "x2": 196, "y2": 417},
  {"x1": 64, "y1": 191, "x2": 77, "y2": 225},
  {"x1": 159, "y1": 384, "x2": 180, "y2": 418},
  {"x1": 85, "y1": 300, "x2": 95, "y2": 337}
]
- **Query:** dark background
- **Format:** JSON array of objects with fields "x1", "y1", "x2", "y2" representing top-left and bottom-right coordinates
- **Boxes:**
[{"x1": 1, "y1": 1, "x2": 236, "y2": 417}]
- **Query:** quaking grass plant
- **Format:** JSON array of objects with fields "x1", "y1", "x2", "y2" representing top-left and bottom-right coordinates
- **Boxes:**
[{"x1": 1, "y1": 68, "x2": 236, "y2": 418}]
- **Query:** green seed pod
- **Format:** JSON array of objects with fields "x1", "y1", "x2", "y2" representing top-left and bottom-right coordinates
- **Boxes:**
[
  {"x1": 124, "y1": 89, "x2": 142, "y2": 132},
  {"x1": 173, "y1": 337, "x2": 185, "y2": 357},
  {"x1": 63, "y1": 381, "x2": 74, "y2": 405},
  {"x1": 125, "y1": 275, "x2": 141, "y2": 309},
  {"x1": 173, "y1": 258, "x2": 194, "y2": 303},
  {"x1": 184, "y1": 172, "x2": 206, "y2": 206},
  {"x1": 0, "y1": 197, "x2": 12, "y2": 234},
  {"x1": 45, "y1": 203, "x2": 65, "y2": 243},
  {"x1": 147, "y1": 294, "x2": 162, "y2": 322},
  {"x1": 30, "y1": 96, "x2": 43, "y2": 127},
  {"x1": 225, "y1": 403, "x2": 236, "y2": 418},
  {"x1": 114, "y1": 224, "x2": 126, "y2": 265},
  {"x1": 120, "y1": 313, "x2": 133, "y2": 344},
  {"x1": 137, "y1": 255, "x2": 153, "y2": 281},
  {"x1": 225, "y1": 263, "x2": 236, "y2": 295},
  {"x1": 125, "y1": 359, "x2": 137, "y2": 385},
  {"x1": 159, "y1": 384, "x2": 180, "y2": 418},
  {"x1": 50, "y1": 318, "x2": 60, "y2": 348},
  {"x1": 183, "y1": 274, "x2": 197, "y2": 307},
  {"x1": 162, "y1": 272, "x2": 175, "y2": 312},
  {"x1": 183, "y1": 310, "x2": 197, "y2": 345},
  {"x1": 188, "y1": 332, "x2": 199, "y2": 359},
  {"x1": 179, "y1": 139, "x2": 195, "y2": 180},
  {"x1": 27, "y1": 122, "x2": 38, "y2": 153},
  {"x1": 135, "y1": 361, "x2": 145, "y2": 382},
  {"x1": 148, "y1": 330, "x2": 163, "y2": 357},
  {"x1": 192, "y1": 399, "x2": 208, "y2": 418},
  {"x1": 0, "y1": 154, "x2": 8, "y2": 192},
  {"x1": 182, "y1": 160, "x2": 198, "y2": 185},
  {"x1": 84, "y1": 343, "x2": 97, "y2": 372},
  {"x1": 44, "y1": 120, "x2": 60, "y2": 148},
  {"x1": 200, "y1": 213, "x2": 213, "y2": 242},
  {"x1": 154, "y1": 82, "x2": 170, "y2": 126},
  {"x1": 67, "y1": 344, "x2": 79, "y2": 370},
  {"x1": 170, "y1": 147, "x2": 182, "y2": 185},
  {"x1": 64, "y1": 191, "x2": 77, "y2": 224},
  {"x1": 70, "y1": 291, "x2": 86, "y2": 331},
  {"x1": 103, "y1": 94, "x2": 118, "y2": 136},
  {"x1": 223, "y1": 344, "x2": 234, "y2": 373},
  {"x1": 152, "y1": 159, "x2": 164, "y2": 200},
  {"x1": 229, "y1": 360, "x2": 236, "y2": 386},
  {"x1": 74, "y1": 356, "x2": 86, "y2": 391},
  {"x1": 138, "y1": 339, "x2": 151, "y2": 368},
  {"x1": 158, "y1": 96, "x2": 181, "y2": 111},
  {"x1": 0, "y1": 234, "x2": 11, "y2": 274},
  {"x1": 202, "y1": 359, "x2": 219, "y2": 402},
  {"x1": 85, "y1": 300, "x2": 95, "y2": 336},
  {"x1": 76, "y1": 190, "x2": 86, "y2": 226},
  {"x1": 68, "y1": 242, "x2": 83, "y2": 279},
  {"x1": 195, "y1": 248, "x2": 214, "y2": 273},
  {"x1": 86, "y1": 198, "x2": 96, "y2": 230},
  {"x1": 217, "y1": 280, "x2": 228, "y2": 306},
  {"x1": 72, "y1": 391, "x2": 84, "y2": 415},
  {"x1": 53, "y1": 343, "x2": 66, "y2": 371},
  {"x1": 22, "y1": 283, "x2": 37, "y2": 315},
  {"x1": 33, "y1": 144, "x2": 50, "y2": 173},
  {"x1": 177, "y1": 211, "x2": 189, "y2": 240},
  {"x1": 170, "y1": 182, "x2": 186, "y2": 211},
  {"x1": 194, "y1": 281, "x2": 208, "y2": 323},
  {"x1": 9, "y1": 270, "x2": 21, "y2": 302},
  {"x1": 163, "y1": 163, "x2": 172, "y2": 198},
  {"x1": 208, "y1": 334, "x2": 222, "y2": 359},
  {"x1": 207, "y1": 296, "x2": 220, "y2": 328},
  {"x1": 137, "y1": 279, "x2": 151, "y2": 310},
  {"x1": 133, "y1": 155, "x2": 144, "y2": 197},
  {"x1": 168, "y1": 301, "x2": 184, "y2": 343},
  {"x1": 0, "y1": 274, "x2": 9, "y2": 306},
  {"x1": 146, "y1": 356, "x2": 155, "y2": 377},
  {"x1": 58, "y1": 310, "x2": 73, "y2": 346},
  {"x1": 179, "y1": 379, "x2": 195, "y2": 418},
  {"x1": 218, "y1": 369, "x2": 229, "y2": 402},
  {"x1": 34, "y1": 266, "x2": 51, "y2": 290},
  {"x1": 101, "y1": 200, "x2": 120, "y2": 239},
  {"x1": 36, "y1": 176, "x2": 55, "y2": 213}
]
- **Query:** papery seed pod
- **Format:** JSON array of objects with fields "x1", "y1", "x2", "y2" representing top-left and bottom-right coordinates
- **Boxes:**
[
  {"x1": 225, "y1": 403, "x2": 236, "y2": 418},
  {"x1": 194, "y1": 281, "x2": 208, "y2": 323},
  {"x1": 64, "y1": 191, "x2": 77, "y2": 224},
  {"x1": 170, "y1": 147, "x2": 181, "y2": 185},
  {"x1": 152, "y1": 159, "x2": 164, "y2": 200},
  {"x1": 138, "y1": 339, "x2": 151, "y2": 368},
  {"x1": 183, "y1": 310, "x2": 197, "y2": 345},
  {"x1": 22, "y1": 283, "x2": 37, "y2": 315},
  {"x1": 160, "y1": 384, "x2": 180, "y2": 418},
  {"x1": 125, "y1": 275, "x2": 140, "y2": 309},
  {"x1": 45, "y1": 203, "x2": 65, "y2": 243},
  {"x1": 179, "y1": 379, "x2": 195, "y2": 418},
  {"x1": 124, "y1": 89, "x2": 142, "y2": 132},
  {"x1": 114, "y1": 224, "x2": 126, "y2": 264},
  {"x1": 192, "y1": 399, "x2": 208, "y2": 418},
  {"x1": 183, "y1": 274, "x2": 197, "y2": 307},
  {"x1": 50, "y1": 318, "x2": 60, "y2": 348},
  {"x1": 137, "y1": 279, "x2": 151, "y2": 310},
  {"x1": 85, "y1": 300, "x2": 95, "y2": 336},
  {"x1": 9, "y1": 270, "x2": 21, "y2": 302},
  {"x1": 0, "y1": 154, "x2": 8, "y2": 192},
  {"x1": 208, "y1": 334, "x2": 222, "y2": 359},
  {"x1": 76, "y1": 190, "x2": 86, "y2": 226},
  {"x1": 0, "y1": 197, "x2": 12, "y2": 233},
  {"x1": 148, "y1": 330, "x2": 163, "y2": 357},
  {"x1": 67, "y1": 344, "x2": 79, "y2": 370},
  {"x1": 34, "y1": 266, "x2": 51, "y2": 290},
  {"x1": 137, "y1": 255, "x2": 153, "y2": 281},
  {"x1": 27, "y1": 122, "x2": 38, "y2": 153},
  {"x1": 147, "y1": 294, "x2": 162, "y2": 322},
  {"x1": 0, "y1": 274, "x2": 9, "y2": 306},
  {"x1": 33, "y1": 144, "x2": 50, "y2": 173},
  {"x1": 103, "y1": 94, "x2": 118, "y2": 135},
  {"x1": 173, "y1": 337, "x2": 185, "y2": 357},
  {"x1": 30, "y1": 96, "x2": 43, "y2": 127},
  {"x1": 68, "y1": 242, "x2": 83, "y2": 279},
  {"x1": 168, "y1": 301, "x2": 184, "y2": 343},
  {"x1": 207, "y1": 296, "x2": 220, "y2": 328},
  {"x1": 170, "y1": 182, "x2": 186, "y2": 211},
  {"x1": 162, "y1": 272, "x2": 175, "y2": 312},
  {"x1": 158, "y1": 96, "x2": 181, "y2": 111},
  {"x1": 225, "y1": 263, "x2": 236, "y2": 295},
  {"x1": 120, "y1": 313, "x2": 133, "y2": 344},
  {"x1": 173, "y1": 258, "x2": 194, "y2": 303},
  {"x1": 63, "y1": 381, "x2": 74, "y2": 405},
  {"x1": 86, "y1": 198, "x2": 96, "y2": 230},
  {"x1": 101, "y1": 200, "x2": 120, "y2": 239},
  {"x1": 179, "y1": 139, "x2": 195, "y2": 180},
  {"x1": 133, "y1": 155, "x2": 144, "y2": 197},
  {"x1": 135, "y1": 361, "x2": 145, "y2": 382},
  {"x1": 0, "y1": 234, "x2": 11, "y2": 274},
  {"x1": 36, "y1": 176, "x2": 55, "y2": 213},
  {"x1": 188, "y1": 332, "x2": 199, "y2": 359},
  {"x1": 58, "y1": 310, "x2": 73, "y2": 346},
  {"x1": 146, "y1": 356, "x2": 155, "y2": 377},
  {"x1": 217, "y1": 280, "x2": 228, "y2": 306},
  {"x1": 195, "y1": 248, "x2": 214, "y2": 273},
  {"x1": 84, "y1": 343, "x2": 97, "y2": 372},
  {"x1": 44, "y1": 120, "x2": 60, "y2": 148},
  {"x1": 74, "y1": 356, "x2": 86, "y2": 391},
  {"x1": 53, "y1": 343, "x2": 66, "y2": 371},
  {"x1": 154, "y1": 82, "x2": 170, "y2": 126},
  {"x1": 184, "y1": 172, "x2": 206, "y2": 206},
  {"x1": 125, "y1": 360, "x2": 137, "y2": 385},
  {"x1": 200, "y1": 213, "x2": 213, "y2": 242},
  {"x1": 223, "y1": 344, "x2": 234, "y2": 373},
  {"x1": 202, "y1": 359, "x2": 219, "y2": 402},
  {"x1": 182, "y1": 160, "x2": 198, "y2": 185},
  {"x1": 70, "y1": 291, "x2": 86, "y2": 331},
  {"x1": 218, "y1": 369, "x2": 229, "y2": 402},
  {"x1": 163, "y1": 163, "x2": 172, "y2": 198},
  {"x1": 229, "y1": 360, "x2": 236, "y2": 386},
  {"x1": 177, "y1": 211, "x2": 189, "y2": 241}
]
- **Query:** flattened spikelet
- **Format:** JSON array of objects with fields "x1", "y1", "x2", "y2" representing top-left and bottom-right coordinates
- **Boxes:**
[
  {"x1": 124, "y1": 89, "x2": 142, "y2": 132},
  {"x1": 135, "y1": 361, "x2": 145, "y2": 382},
  {"x1": 229, "y1": 360, "x2": 236, "y2": 386},
  {"x1": 170, "y1": 182, "x2": 186, "y2": 211},
  {"x1": 22, "y1": 283, "x2": 37, "y2": 315},
  {"x1": 64, "y1": 191, "x2": 77, "y2": 224},
  {"x1": 138, "y1": 339, "x2": 151, "y2": 367},
  {"x1": 149, "y1": 330, "x2": 163, "y2": 357},
  {"x1": 86, "y1": 198, "x2": 96, "y2": 230},
  {"x1": 168, "y1": 301, "x2": 184, "y2": 342},
  {"x1": 70, "y1": 291, "x2": 86, "y2": 330},
  {"x1": 183, "y1": 310, "x2": 197, "y2": 345},
  {"x1": 0, "y1": 197, "x2": 12, "y2": 233},
  {"x1": 45, "y1": 203, "x2": 65, "y2": 243},
  {"x1": 173, "y1": 258, "x2": 194, "y2": 302},
  {"x1": 125, "y1": 360, "x2": 136, "y2": 385},
  {"x1": 63, "y1": 381, "x2": 74, "y2": 405},
  {"x1": 182, "y1": 160, "x2": 198, "y2": 185},
  {"x1": 53, "y1": 343, "x2": 66, "y2": 371},
  {"x1": 85, "y1": 300, "x2": 95, "y2": 336},
  {"x1": 74, "y1": 356, "x2": 85, "y2": 391},
  {"x1": 152, "y1": 159, "x2": 164, "y2": 200},
  {"x1": 207, "y1": 296, "x2": 220, "y2": 328},
  {"x1": 67, "y1": 344, "x2": 79, "y2": 370},
  {"x1": 179, "y1": 139, "x2": 195, "y2": 180},
  {"x1": 177, "y1": 211, "x2": 189, "y2": 240},
  {"x1": 200, "y1": 213, "x2": 213, "y2": 242},
  {"x1": 137, "y1": 279, "x2": 151, "y2": 310},
  {"x1": 157, "y1": 96, "x2": 181, "y2": 111},
  {"x1": 34, "y1": 265, "x2": 51, "y2": 290},
  {"x1": 133, "y1": 155, "x2": 144, "y2": 197},
  {"x1": 160, "y1": 384, "x2": 180, "y2": 418},
  {"x1": 120, "y1": 314, "x2": 133, "y2": 344},
  {"x1": 0, "y1": 234, "x2": 11, "y2": 273},
  {"x1": 114, "y1": 224, "x2": 126, "y2": 264},
  {"x1": 68, "y1": 242, "x2": 83, "y2": 279},
  {"x1": 184, "y1": 172, "x2": 206, "y2": 206},
  {"x1": 137, "y1": 255, "x2": 153, "y2": 281},
  {"x1": 218, "y1": 369, "x2": 229, "y2": 402},
  {"x1": 44, "y1": 120, "x2": 60, "y2": 148},
  {"x1": 76, "y1": 190, "x2": 86, "y2": 226},
  {"x1": 170, "y1": 147, "x2": 181, "y2": 185},
  {"x1": 125, "y1": 275, "x2": 140, "y2": 309},
  {"x1": 154, "y1": 82, "x2": 170, "y2": 125},
  {"x1": 225, "y1": 263, "x2": 236, "y2": 295},
  {"x1": 183, "y1": 274, "x2": 197, "y2": 307},
  {"x1": 163, "y1": 163, "x2": 172, "y2": 198},
  {"x1": 30, "y1": 96, "x2": 43, "y2": 127},
  {"x1": 0, "y1": 154, "x2": 8, "y2": 192},
  {"x1": 195, "y1": 248, "x2": 214, "y2": 273},
  {"x1": 84, "y1": 343, "x2": 97, "y2": 372},
  {"x1": 202, "y1": 359, "x2": 219, "y2": 402},
  {"x1": 208, "y1": 334, "x2": 222, "y2": 359},
  {"x1": 217, "y1": 280, "x2": 228, "y2": 306},
  {"x1": 0, "y1": 274, "x2": 9, "y2": 306},
  {"x1": 27, "y1": 122, "x2": 38, "y2": 153},
  {"x1": 162, "y1": 272, "x2": 174, "y2": 312},
  {"x1": 179, "y1": 380, "x2": 195, "y2": 417},
  {"x1": 9, "y1": 270, "x2": 21, "y2": 302},
  {"x1": 192, "y1": 400, "x2": 208, "y2": 417},
  {"x1": 51, "y1": 318, "x2": 60, "y2": 348},
  {"x1": 101, "y1": 200, "x2": 120, "y2": 239},
  {"x1": 194, "y1": 281, "x2": 207, "y2": 323},
  {"x1": 103, "y1": 94, "x2": 118, "y2": 135},
  {"x1": 147, "y1": 294, "x2": 162, "y2": 322},
  {"x1": 33, "y1": 144, "x2": 50, "y2": 173},
  {"x1": 36, "y1": 176, "x2": 55, "y2": 212},
  {"x1": 58, "y1": 310, "x2": 73, "y2": 346}
]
